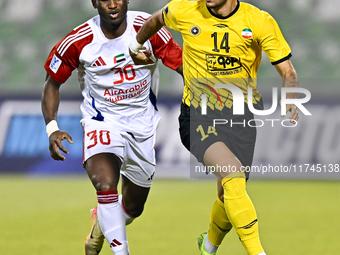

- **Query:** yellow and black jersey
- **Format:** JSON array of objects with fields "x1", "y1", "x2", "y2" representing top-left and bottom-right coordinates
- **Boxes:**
[{"x1": 163, "y1": 0, "x2": 292, "y2": 110}]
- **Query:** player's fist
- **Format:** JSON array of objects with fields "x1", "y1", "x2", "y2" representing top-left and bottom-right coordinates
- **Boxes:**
[
  {"x1": 129, "y1": 47, "x2": 155, "y2": 65},
  {"x1": 280, "y1": 100, "x2": 299, "y2": 123}
]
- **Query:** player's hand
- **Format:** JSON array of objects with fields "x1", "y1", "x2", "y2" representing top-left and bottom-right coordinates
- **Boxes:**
[
  {"x1": 129, "y1": 46, "x2": 155, "y2": 65},
  {"x1": 280, "y1": 100, "x2": 299, "y2": 123},
  {"x1": 48, "y1": 130, "x2": 73, "y2": 161}
]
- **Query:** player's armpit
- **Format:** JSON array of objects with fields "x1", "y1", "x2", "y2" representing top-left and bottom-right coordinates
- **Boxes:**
[{"x1": 176, "y1": 64, "x2": 183, "y2": 77}]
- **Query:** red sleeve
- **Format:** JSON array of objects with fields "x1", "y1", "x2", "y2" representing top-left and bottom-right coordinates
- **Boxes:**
[
  {"x1": 150, "y1": 27, "x2": 183, "y2": 70},
  {"x1": 133, "y1": 16, "x2": 182, "y2": 70},
  {"x1": 44, "y1": 23, "x2": 93, "y2": 84}
]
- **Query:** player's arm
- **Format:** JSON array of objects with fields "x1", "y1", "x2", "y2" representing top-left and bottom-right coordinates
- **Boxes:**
[
  {"x1": 41, "y1": 74, "x2": 73, "y2": 161},
  {"x1": 274, "y1": 59, "x2": 299, "y2": 122},
  {"x1": 129, "y1": 9, "x2": 165, "y2": 63}
]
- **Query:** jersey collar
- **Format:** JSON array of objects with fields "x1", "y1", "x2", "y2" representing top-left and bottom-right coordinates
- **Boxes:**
[{"x1": 206, "y1": 0, "x2": 240, "y2": 20}]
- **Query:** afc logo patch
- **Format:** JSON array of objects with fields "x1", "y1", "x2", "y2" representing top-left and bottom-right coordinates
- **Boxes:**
[{"x1": 49, "y1": 54, "x2": 62, "y2": 73}]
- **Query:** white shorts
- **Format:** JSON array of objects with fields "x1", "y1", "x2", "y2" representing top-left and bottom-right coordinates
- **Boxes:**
[{"x1": 81, "y1": 118, "x2": 156, "y2": 188}]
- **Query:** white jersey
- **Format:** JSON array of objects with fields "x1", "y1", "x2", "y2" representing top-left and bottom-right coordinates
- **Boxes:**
[{"x1": 45, "y1": 11, "x2": 182, "y2": 139}]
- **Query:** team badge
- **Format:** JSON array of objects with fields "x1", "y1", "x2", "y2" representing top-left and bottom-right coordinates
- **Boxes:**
[
  {"x1": 241, "y1": 28, "x2": 253, "y2": 39},
  {"x1": 190, "y1": 26, "x2": 201, "y2": 36}
]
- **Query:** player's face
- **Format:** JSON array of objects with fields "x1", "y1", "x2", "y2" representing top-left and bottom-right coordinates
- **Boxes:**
[
  {"x1": 94, "y1": 0, "x2": 128, "y2": 27},
  {"x1": 206, "y1": 0, "x2": 229, "y2": 9}
]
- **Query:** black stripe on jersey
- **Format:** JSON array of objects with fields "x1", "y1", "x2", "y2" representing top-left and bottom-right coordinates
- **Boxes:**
[{"x1": 271, "y1": 53, "x2": 292, "y2": 65}]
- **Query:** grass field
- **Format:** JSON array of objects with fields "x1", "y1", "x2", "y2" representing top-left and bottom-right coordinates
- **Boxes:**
[{"x1": 0, "y1": 176, "x2": 339, "y2": 255}]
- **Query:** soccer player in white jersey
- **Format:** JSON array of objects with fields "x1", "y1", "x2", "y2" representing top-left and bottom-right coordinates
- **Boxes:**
[{"x1": 41, "y1": 0, "x2": 183, "y2": 254}]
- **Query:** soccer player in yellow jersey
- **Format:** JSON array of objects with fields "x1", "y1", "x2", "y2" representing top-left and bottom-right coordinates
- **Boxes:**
[{"x1": 129, "y1": 1, "x2": 299, "y2": 255}]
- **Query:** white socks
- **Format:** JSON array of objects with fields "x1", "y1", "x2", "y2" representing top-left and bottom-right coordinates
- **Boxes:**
[
  {"x1": 205, "y1": 233, "x2": 219, "y2": 254},
  {"x1": 97, "y1": 190, "x2": 129, "y2": 255}
]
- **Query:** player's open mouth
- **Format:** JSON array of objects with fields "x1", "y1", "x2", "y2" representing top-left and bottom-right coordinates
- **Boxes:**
[{"x1": 109, "y1": 11, "x2": 119, "y2": 19}]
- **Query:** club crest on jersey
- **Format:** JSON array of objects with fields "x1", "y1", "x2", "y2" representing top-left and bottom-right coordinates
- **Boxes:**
[
  {"x1": 190, "y1": 26, "x2": 201, "y2": 36},
  {"x1": 114, "y1": 53, "x2": 126, "y2": 64},
  {"x1": 49, "y1": 54, "x2": 62, "y2": 73},
  {"x1": 241, "y1": 28, "x2": 253, "y2": 39}
]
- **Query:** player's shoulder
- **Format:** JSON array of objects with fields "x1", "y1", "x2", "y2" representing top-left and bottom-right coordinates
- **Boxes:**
[
  {"x1": 63, "y1": 16, "x2": 97, "y2": 41},
  {"x1": 128, "y1": 10, "x2": 151, "y2": 22},
  {"x1": 239, "y1": 2, "x2": 275, "y2": 33},
  {"x1": 128, "y1": 11, "x2": 152, "y2": 32},
  {"x1": 70, "y1": 16, "x2": 97, "y2": 33},
  {"x1": 170, "y1": 0, "x2": 202, "y2": 6},
  {"x1": 56, "y1": 17, "x2": 95, "y2": 57},
  {"x1": 240, "y1": 2, "x2": 272, "y2": 20},
  {"x1": 165, "y1": 0, "x2": 202, "y2": 13}
]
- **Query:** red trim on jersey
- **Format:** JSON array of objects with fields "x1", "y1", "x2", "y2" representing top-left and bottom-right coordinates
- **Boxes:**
[
  {"x1": 44, "y1": 23, "x2": 94, "y2": 84},
  {"x1": 133, "y1": 15, "x2": 182, "y2": 71}
]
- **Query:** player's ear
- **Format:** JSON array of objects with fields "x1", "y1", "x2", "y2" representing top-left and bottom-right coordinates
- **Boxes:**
[{"x1": 91, "y1": 0, "x2": 97, "y2": 9}]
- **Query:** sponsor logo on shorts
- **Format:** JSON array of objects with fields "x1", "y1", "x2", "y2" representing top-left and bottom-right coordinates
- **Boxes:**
[{"x1": 148, "y1": 172, "x2": 155, "y2": 181}]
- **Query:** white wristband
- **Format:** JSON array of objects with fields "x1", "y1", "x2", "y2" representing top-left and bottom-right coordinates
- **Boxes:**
[
  {"x1": 46, "y1": 120, "x2": 59, "y2": 137},
  {"x1": 129, "y1": 36, "x2": 143, "y2": 54}
]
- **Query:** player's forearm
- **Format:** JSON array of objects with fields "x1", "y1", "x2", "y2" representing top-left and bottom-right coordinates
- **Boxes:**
[
  {"x1": 282, "y1": 67, "x2": 298, "y2": 99},
  {"x1": 275, "y1": 60, "x2": 299, "y2": 99},
  {"x1": 41, "y1": 76, "x2": 61, "y2": 124},
  {"x1": 136, "y1": 9, "x2": 165, "y2": 44}
]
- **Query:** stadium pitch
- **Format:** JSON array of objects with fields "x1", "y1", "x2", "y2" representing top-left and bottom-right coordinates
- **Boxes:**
[{"x1": 0, "y1": 176, "x2": 339, "y2": 254}]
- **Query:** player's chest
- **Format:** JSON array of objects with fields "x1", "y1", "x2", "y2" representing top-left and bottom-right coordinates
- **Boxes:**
[
  {"x1": 79, "y1": 37, "x2": 152, "y2": 87},
  {"x1": 81, "y1": 38, "x2": 134, "y2": 72},
  {"x1": 182, "y1": 18, "x2": 258, "y2": 56}
]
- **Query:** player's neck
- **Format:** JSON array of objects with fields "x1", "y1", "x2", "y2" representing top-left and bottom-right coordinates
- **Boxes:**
[
  {"x1": 208, "y1": 0, "x2": 238, "y2": 18},
  {"x1": 100, "y1": 17, "x2": 127, "y2": 39}
]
